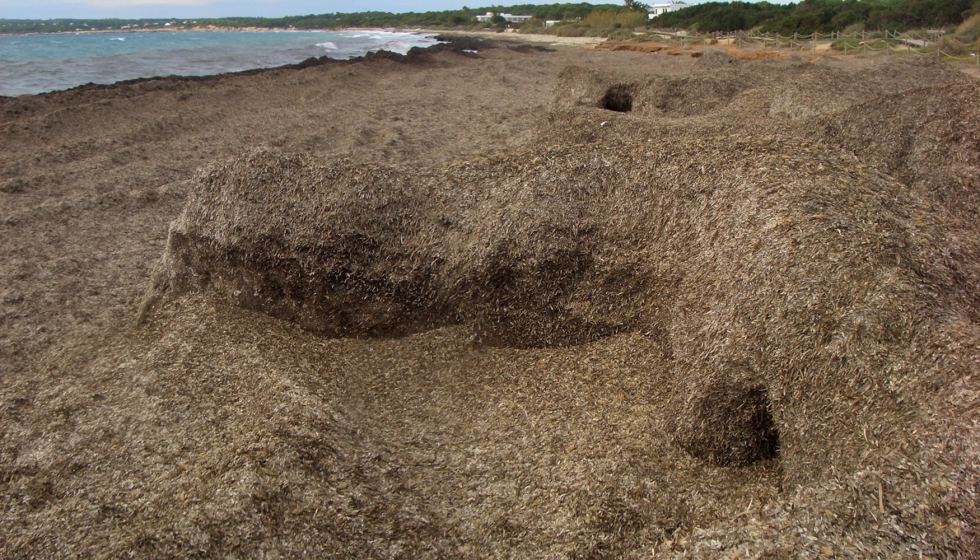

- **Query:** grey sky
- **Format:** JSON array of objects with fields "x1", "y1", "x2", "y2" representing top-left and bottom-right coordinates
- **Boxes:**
[{"x1": 0, "y1": 0, "x2": 629, "y2": 20}]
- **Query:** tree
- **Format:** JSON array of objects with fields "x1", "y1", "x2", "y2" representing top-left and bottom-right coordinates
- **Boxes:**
[{"x1": 624, "y1": 0, "x2": 651, "y2": 12}]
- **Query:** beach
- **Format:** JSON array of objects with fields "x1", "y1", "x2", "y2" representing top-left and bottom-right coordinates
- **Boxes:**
[
  {"x1": 2, "y1": 36, "x2": 979, "y2": 557},
  {"x1": 0, "y1": 29, "x2": 444, "y2": 96}
]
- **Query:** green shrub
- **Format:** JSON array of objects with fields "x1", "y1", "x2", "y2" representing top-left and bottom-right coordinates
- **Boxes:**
[
  {"x1": 583, "y1": 9, "x2": 647, "y2": 30},
  {"x1": 607, "y1": 28, "x2": 637, "y2": 40},
  {"x1": 830, "y1": 37, "x2": 862, "y2": 50},
  {"x1": 551, "y1": 22, "x2": 594, "y2": 36},
  {"x1": 831, "y1": 37, "x2": 892, "y2": 51},
  {"x1": 519, "y1": 18, "x2": 546, "y2": 32},
  {"x1": 940, "y1": 34, "x2": 975, "y2": 54},
  {"x1": 955, "y1": 12, "x2": 980, "y2": 41}
]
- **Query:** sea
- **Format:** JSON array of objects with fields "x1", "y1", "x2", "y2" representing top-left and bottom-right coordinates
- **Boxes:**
[{"x1": 0, "y1": 30, "x2": 443, "y2": 97}]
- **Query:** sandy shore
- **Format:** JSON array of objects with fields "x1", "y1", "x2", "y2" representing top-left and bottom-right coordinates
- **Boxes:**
[{"x1": 2, "y1": 36, "x2": 979, "y2": 557}]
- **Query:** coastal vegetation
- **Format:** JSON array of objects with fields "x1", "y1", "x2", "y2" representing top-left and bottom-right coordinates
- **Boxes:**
[
  {"x1": 526, "y1": 9, "x2": 651, "y2": 38},
  {"x1": 1, "y1": 0, "x2": 978, "y2": 36},
  {"x1": 650, "y1": 0, "x2": 980, "y2": 34}
]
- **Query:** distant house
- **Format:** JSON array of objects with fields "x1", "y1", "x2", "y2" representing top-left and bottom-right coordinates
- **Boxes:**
[
  {"x1": 475, "y1": 12, "x2": 533, "y2": 24},
  {"x1": 648, "y1": 2, "x2": 688, "y2": 18}
]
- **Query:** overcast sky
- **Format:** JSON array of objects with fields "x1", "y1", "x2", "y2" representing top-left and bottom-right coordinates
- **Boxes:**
[{"x1": 0, "y1": 0, "x2": 637, "y2": 20}]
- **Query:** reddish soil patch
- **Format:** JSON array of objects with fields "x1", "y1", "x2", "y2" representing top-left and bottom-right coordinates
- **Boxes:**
[{"x1": 598, "y1": 40, "x2": 817, "y2": 61}]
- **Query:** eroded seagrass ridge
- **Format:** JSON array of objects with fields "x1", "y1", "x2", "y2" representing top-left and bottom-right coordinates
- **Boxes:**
[{"x1": 146, "y1": 54, "x2": 980, "y2": 554}]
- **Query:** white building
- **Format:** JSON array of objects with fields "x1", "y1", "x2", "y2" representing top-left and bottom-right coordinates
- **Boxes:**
[
  {"x1": 648, "y1": 2, "x2": 688, "y2": 18},
  {"x1": 475, "y1": 12, "x2": 533, "y2": 23}
]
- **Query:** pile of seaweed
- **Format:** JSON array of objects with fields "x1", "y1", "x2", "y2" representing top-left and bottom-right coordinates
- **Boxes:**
[{"x1": 145, "y1": 54, "x2": 980, "y2": 555}]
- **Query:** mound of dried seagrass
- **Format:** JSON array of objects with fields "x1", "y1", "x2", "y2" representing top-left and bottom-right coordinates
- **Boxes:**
[{"x1": 146, "y1": 55, "x2": 980, "y2": 554}]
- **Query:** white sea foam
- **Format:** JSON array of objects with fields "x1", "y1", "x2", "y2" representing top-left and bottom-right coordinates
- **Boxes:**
[
  {"x1": 316, "y1": 42, "x2": 338, "y2": 50},
  {"x1": 110, "y1": 37, "x2": 125, "y2": 41},
  {"x1": 375, "y1": 41, "x2": 414, "y2": 55}
]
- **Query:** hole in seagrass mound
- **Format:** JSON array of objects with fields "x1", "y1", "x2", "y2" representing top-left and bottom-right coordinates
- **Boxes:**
[
  {"x1": 600, "y1": 84, "x2": 634, "y2": 112},
  {"x1": 675, "y1": 380, "x2": 779, "y2": 467}
]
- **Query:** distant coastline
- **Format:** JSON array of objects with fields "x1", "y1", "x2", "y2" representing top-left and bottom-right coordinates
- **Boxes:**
[{"x1": 0, "y1": 26, "x2": 408, "y2": 37}]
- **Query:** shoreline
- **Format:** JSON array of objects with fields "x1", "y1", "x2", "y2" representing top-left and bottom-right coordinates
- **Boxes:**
[
  {"x1": 0, "y1": 28, "x2": 459, "y2": 98},
  {"x1": 0, "y1": 30, "x2": 609, "y2": 99},
  {"x1": 0, "y1": 26, "x2": 431, "y2": 37},
  {"x1": 0, "y1": 26, "x2": 604, "y2": 47}
]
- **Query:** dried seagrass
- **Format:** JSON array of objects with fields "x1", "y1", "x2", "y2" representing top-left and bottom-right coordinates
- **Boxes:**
[{"x1": 142, "y1": 55, "x2": 980, "y2": 556}]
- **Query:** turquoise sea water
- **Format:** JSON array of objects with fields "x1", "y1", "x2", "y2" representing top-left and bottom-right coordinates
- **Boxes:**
[{"x1": 0, "y1": 30, "x2": 441, "y2": 96}]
